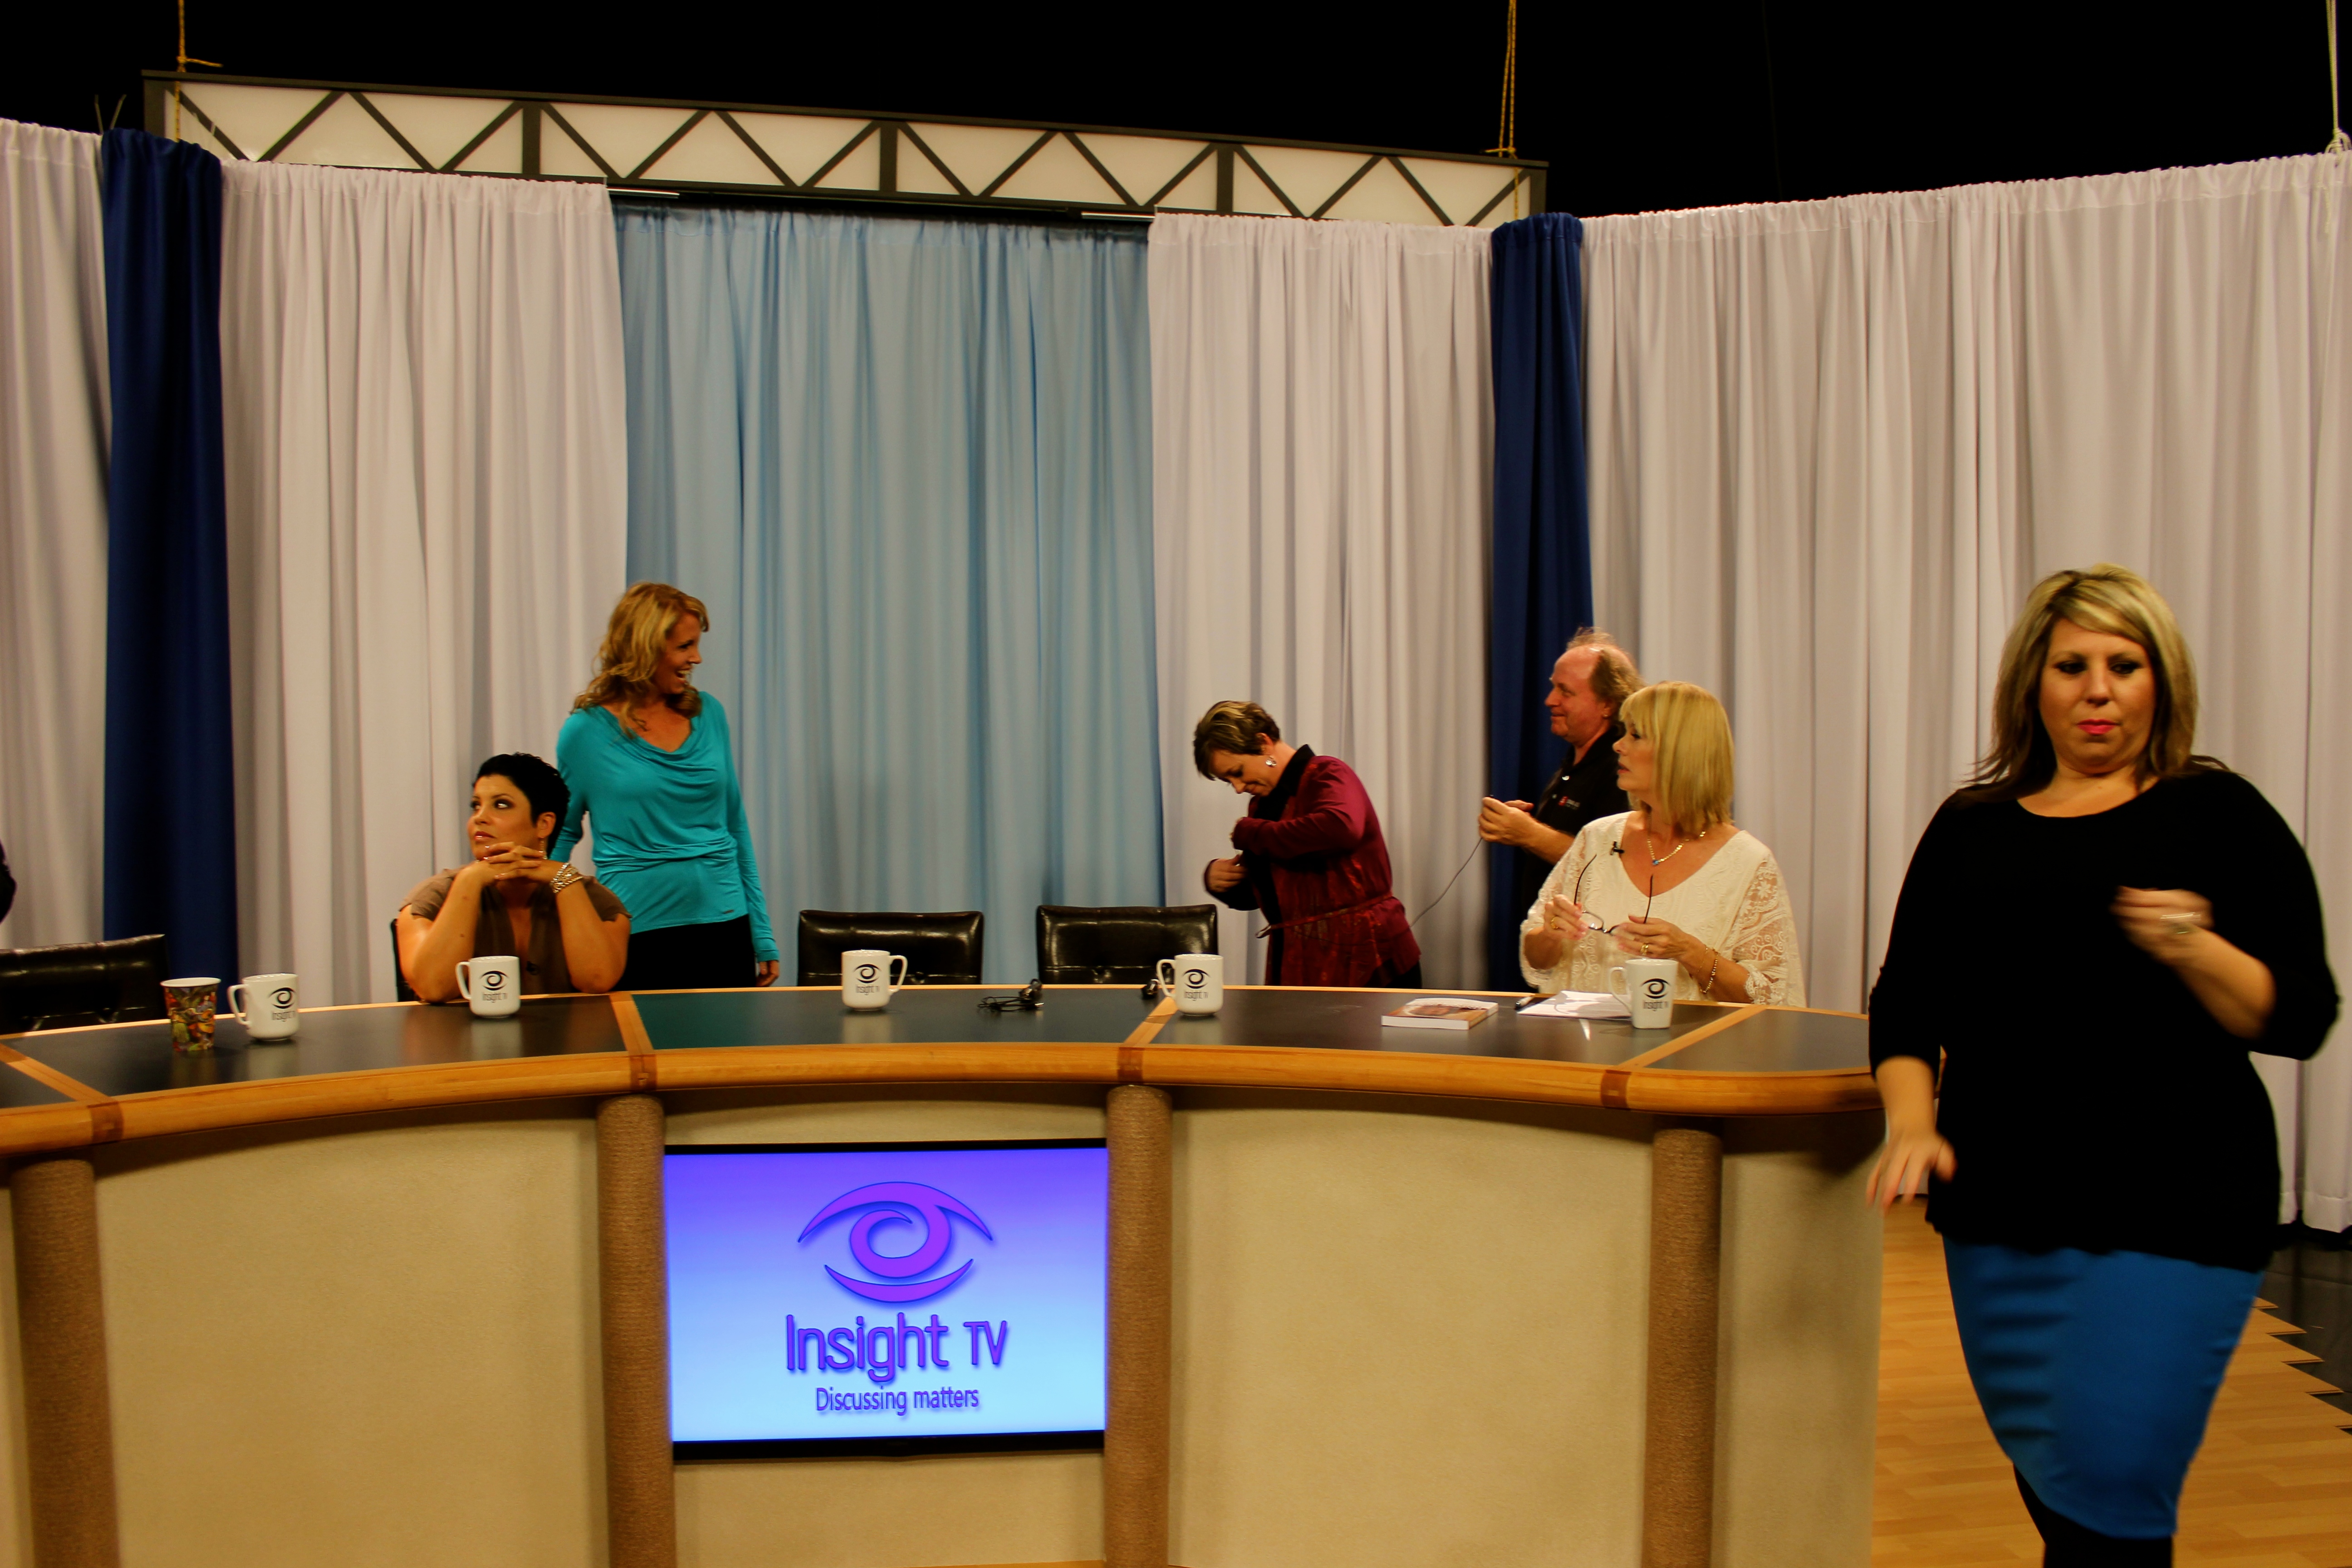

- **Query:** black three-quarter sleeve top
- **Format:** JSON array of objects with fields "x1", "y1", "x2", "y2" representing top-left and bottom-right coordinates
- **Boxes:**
[{"x1": 1869, "y1": 769, "x2": 2338, "y2": 1273}]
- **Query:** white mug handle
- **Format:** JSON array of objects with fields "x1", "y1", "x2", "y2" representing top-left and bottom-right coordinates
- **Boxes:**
[
  {"x1": 1607, "y1": 965, "x2": 1630, "y2": 1006},
  {"x1": 1156, "y1": 958, "x2": 1177, "y2": 991},
  {"x1": 456, "y1": 960, "x2": 477, "y2": 1004},
  {"x1": 225, "y1": 984, "x2": 249, "y2": 1023},
  {"x1": 887, "y1": 955, "x2": 907, "y2": 995}
]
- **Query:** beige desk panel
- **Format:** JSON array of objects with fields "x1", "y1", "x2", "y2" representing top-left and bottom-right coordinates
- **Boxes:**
[{"x1": 0, "y1": 1085, "x2": 1878, "y2": 1568}]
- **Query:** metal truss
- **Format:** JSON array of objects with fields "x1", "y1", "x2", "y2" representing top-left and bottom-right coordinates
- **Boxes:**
[{"x1": 143, "y1": 73, "x2": 1545, "y2": 228}]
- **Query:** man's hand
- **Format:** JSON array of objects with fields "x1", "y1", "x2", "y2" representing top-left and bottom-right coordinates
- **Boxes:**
[
  {"x1": 1479, "y1": 797, "x2": 1539, "y2": 847},
  {"x1": 1205, "y1": 857, "x2": 1246, "y2": 893}
]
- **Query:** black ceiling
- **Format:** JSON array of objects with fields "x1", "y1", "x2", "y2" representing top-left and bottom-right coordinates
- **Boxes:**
[{"x1": 7, "y1": 1, "x2": 2342, "y2": 220}]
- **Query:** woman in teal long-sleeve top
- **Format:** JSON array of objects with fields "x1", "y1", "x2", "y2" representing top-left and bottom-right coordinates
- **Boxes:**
[{"x1": 553, "y1": 583, "x2": 780, "y2": 989}]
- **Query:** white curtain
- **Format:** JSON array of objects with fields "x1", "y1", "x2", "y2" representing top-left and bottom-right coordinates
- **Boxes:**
[
  {"x1": 1149, "y1": 215, "x2": 1493, "y2": 986},
  {"x1": 0, "y1": 122, "x2": 109, "y2": 950},
  {"x1": 1586, "y1": 154, "x2": 2352, "y2": 1227},
  {"x1": 220, "y1": 162, "x2": 627, "y2": 1004}
]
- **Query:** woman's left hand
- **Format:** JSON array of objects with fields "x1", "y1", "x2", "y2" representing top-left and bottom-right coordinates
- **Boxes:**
[
  {"x1": 480, "y1": 842, "x2": 560, "y2": 883},
  {"x1": 1619, "y1": 916, "x2": 1700, "y2": 969},
  {"x1": 2112, "y1": 887, "x2": 2215, "y2": 965},
  {"x1": 753, "y1": 960, "x2": 780, "y2": 987}
]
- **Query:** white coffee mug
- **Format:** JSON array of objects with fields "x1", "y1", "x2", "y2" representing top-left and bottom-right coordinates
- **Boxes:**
[
  {"x1": 457, "y1": 955, "x2": 522, "y2": 1019},
  {"x1": 841, "y1": 949, "x2": 908, "y2": 1011},
  {"x1": 226, "y1": 973, "x2": 300, "y2": 1040},
  {"x1": 1156, "y1": 952, "x2": 1224, "y2": 1016},
  {"x1": 1608, "y1": 957, "x2": 1679, "y2": 1029}
]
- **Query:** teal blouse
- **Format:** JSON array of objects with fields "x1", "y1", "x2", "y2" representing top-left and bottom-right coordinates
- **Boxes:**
[{"x1": 551, "y1": 694, "x2": 778, "y2": 960}]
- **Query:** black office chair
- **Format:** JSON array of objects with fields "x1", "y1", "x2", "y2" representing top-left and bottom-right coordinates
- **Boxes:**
[
  {"x1": 1035, "y1": 904, "x2": 1218, "y2": 986},
  {"x1": 390, "y1": 917, "x2": 418, "y2": 1003},
  {"x1": 797, "y1": 911, "x2": 985, "y2": 987},
  {"x1": 0, "y1": 933, "x2": 170, "y2": 1034}
]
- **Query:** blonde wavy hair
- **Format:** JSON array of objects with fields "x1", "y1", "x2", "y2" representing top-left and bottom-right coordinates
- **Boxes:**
[
  {"x1": 574, "y1": 582, "x2": 708, "y2": 717},
  {"x1": 1618, "y1": 681, "x2": 1734, "y2": 838},
  {"x1": 1191, "y1": 700, "x2": 1282, "y2": 779},
  {"x1": 1968, "y1": 564, "x2": 2219, "y2": 799}
]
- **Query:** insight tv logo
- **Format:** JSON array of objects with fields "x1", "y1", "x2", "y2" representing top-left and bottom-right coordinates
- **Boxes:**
[{"x1": 788, "y1": 1181, "x2": 1008, "y2": 1400}]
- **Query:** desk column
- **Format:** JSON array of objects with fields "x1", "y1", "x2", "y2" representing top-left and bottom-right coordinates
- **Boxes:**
[
  {"x1": 1643, "y1": 1117, "x2": 1722, "y2": 1568},
  {"x1": 13, "y1": 1152, "x2": 120, "y2": 1568},
  {"x1": 1103, "y1": 1082, "x2": 1172, "y2": 1568},
  {"x1": 599, "y1": 1093, "x2": 676, "y2": 1568}
]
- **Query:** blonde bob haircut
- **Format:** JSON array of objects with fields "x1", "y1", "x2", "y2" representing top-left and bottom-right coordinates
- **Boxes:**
[
  {"x1": 1192, "y1": 700, "x2": 1281, "y2": 780},
  {"x1": 1969, "y1": 564, "x2": 2219, "y2": 799},
  {"x1": 574, "y1": 582, "x2": 709, "y2": 717},
  {"x1": 1617, "y1": 681, "x2": 1735, "y2": 838}
]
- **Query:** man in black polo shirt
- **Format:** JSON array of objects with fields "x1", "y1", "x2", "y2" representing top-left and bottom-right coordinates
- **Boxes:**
[{"x1": 1479, "y1": 630, "x2": 1643, "y2": 925}]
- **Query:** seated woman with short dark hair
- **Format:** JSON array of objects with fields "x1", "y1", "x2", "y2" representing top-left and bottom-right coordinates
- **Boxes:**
[{"x1": 396, "y1": 754, "x2": 631, "y2": 1001}]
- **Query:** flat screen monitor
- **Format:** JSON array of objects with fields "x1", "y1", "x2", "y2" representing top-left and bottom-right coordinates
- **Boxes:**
[{"x1": 666, "y1": 1138, "x2": 1108, "y2": 1459}]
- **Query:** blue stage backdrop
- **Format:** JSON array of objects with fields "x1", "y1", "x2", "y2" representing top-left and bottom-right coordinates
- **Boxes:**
[
  {"x1": 616, "y1": 207, "x2": 1161, "y2": 981},
  {"x1": 100, "y1": 130, "x2": 239, "y2": 982},
  {"x1": 1486, "y1": 213, "x2": 1595, "y2": 990}
]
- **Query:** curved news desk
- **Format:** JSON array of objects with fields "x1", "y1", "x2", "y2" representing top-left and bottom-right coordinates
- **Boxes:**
[{"x1": 0, "y1": 987, "x2": 1884, "y2": 1568}]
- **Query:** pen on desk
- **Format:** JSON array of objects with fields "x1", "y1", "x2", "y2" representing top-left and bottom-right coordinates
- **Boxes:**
[{"x1": 1514, "y1": 994, "x2": 1544, "y2": 1011}]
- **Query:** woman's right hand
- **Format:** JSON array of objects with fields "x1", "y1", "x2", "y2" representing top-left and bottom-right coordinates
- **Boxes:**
[
  {"x1": 1867, "y1": 1123, "x2": 1956, "y2": 1210},
  {"x1": 1541, "y1": 893, "x2": 1584, "y2": 936},
  {"x1": 1206, "y1": 856, "x2": 1245, "y2": 892}
]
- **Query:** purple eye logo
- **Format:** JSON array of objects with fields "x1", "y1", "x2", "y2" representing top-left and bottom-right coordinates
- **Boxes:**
[
  {"x1": 1182, "y1": 967, "x2": 1209, "y2": 990},
  {"x1": 799, "y1": 1182, "x2": 991, "y2": 1303},
  {"x1": 853, "y1": 963, "x2": 881, "y2": 985},
  {"x1": 1641, "y1": 977, "x2": 1669, "y2": 1000}
]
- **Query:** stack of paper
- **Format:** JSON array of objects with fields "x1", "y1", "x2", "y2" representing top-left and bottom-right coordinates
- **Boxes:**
[{"x1": 1516, "y1": 990, "x2": 1632, "y2": 1020}]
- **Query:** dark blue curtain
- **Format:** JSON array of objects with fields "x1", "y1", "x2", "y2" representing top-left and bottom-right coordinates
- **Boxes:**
[
  {"x1": 100, "y1": 130, "x2": 238, "y2": 981},
  {"x1": 1486, "y1": 213, "x2": 1593, "y2": 990}
]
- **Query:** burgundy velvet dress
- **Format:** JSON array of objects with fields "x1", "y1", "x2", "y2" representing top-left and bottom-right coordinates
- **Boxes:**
[{"x1": 1205, "y1": 747, "x2": 1421, "y2": 987}]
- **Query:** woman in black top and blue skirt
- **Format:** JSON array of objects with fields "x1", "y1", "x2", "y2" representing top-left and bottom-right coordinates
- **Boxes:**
[{"x1": 1869, "y1": 564, "x2": 2337, "y2": 1567}]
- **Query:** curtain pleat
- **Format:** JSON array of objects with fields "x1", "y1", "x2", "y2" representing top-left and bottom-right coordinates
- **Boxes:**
[
  {"x1": 1486, "y1": 213, "x2": 1593, "y2": 989},
  {"x1": 219, "y1": 161, "x2": 627, "y2": 1003},
  {"x1": 1148, "y1": 214, "x2": 1494, "y2": 987},
  {"x1": 0, "y1": 121, "x2": 110, "y2": 948},
  {"x1": 1585, "y1": 155, "x2": 2352, "y2": 1227},
  {"x1": 100, "y1": 128, "x2": 237, "y2": 980},
  {"x1": 616, "y1": 206, "x2": 1162, "y2": 982}
]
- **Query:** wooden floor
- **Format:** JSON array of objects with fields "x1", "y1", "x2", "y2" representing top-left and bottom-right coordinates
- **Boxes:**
[{"x1": 1876, "y1": 1201, "x2": 2352, "y2": 1567}]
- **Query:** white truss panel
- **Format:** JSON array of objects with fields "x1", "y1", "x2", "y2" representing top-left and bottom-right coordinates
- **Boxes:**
[
  {"x1": 537, "y1": 122, "x2": 608, "y2": 181},
  {"x1": 1321, "y1": 158, "x2": 1440, "y2": 225},
  {"x1": 1243, "y1": 145, "x2": 1372, "y2": 216},
  {"x1": 1069, "y1": 133, "x2": 1203, "y2": 207},
  {"x1": 277, "y1": 95, "x2": 418, "y2": 170},
  {"x1": 894, "y1": 136, "x2": 962, "y2": 196},
  {"x1": 726, "y1": 113, "x2": 870, "y2": 186},
  {"x1": 1154, "y1": 160, "x2": 1220, "y2": 213},
  {"x1": 176, "y1": 83, "x2": 316, "y2": 159},
  {"x1": 368, "y1": 94, "x2": 511, "y2": 169},
  {"x1": 170, "y1": 98, "x2": 246, "y2": 164},
  {"x1": 911, "y1": 123, "x2": 1051, "y2": 196},
  {"x1": 811, "y1": 132, "x2": 882, "y2": 191},
  {"x1": 453, "y1": 112, "x2": 524, "y2": 175},
  {"x1": 1228, "y1": 158, "x2": 1289, "y2": 216},
  {"x1": 550, "y1": 103, "x2": 697, "y2": 179},
  {"x1": 641, "y1": 115, "x2": 786, "y2": 188},
  {"x1": 1400, "y1": 157, "x2": 1518, "y2": 227},
  {"x1": 1475, "y1": 176, "x2": 1536, "y2": 229},
  {"x1": 992, "y1": 133, "x2": 1121, "y2": 206}
]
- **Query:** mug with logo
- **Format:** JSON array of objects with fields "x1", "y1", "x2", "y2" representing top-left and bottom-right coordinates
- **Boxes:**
[
  {"x1": 457, "y1": 956, "x2": 522, "y2": 1019},
  {"x1": 1155, "y1": 952, "x2": 1224, "y2": 1016},
  {"x1": 162, "y1": 977, "x2": 220, "y2": 1052},
  {"x1": 226, "y1": 973, "x2": 300, "y2": 1040},
  {"x1": 841, "y1": 950, "x2": 908, "y2": 1011},
  {"x1": 1607, "y1": 957, "x2": 1679, "y2": 1029}
]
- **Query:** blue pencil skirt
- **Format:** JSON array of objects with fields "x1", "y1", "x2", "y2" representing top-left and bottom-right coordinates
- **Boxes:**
[{"x1": 1943, "y1": 1239, "x2": 2261, "y2": 1539}]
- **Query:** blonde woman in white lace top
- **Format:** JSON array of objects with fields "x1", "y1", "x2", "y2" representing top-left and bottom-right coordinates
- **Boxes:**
[{"x1": 1519, "y1": 681, "x2": 1803, "y2": 1006}]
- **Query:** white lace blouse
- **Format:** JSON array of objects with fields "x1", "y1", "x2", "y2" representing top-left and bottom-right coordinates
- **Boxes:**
[{"x1": 1517, "y1": 812, "x2": 1806, "y2": 1006}]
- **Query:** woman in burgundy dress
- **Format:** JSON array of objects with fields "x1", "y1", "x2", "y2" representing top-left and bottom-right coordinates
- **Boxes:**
[{"x1": 1194, "y1": 701, "x2": 1421, "y2": 988}]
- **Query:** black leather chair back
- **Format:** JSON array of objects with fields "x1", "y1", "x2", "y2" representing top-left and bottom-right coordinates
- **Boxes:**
[
  {"x1": 1035, "y1": 905, "x2": 1219, "y2": 985},
  {"x1": 0, "y1": 933, "x2": 170, "y2": 1034},
  {"x1": 798, "y1": 911, "x2": 985, "y2": 987},
  {"x1": 391, "y1": 917, "x2": 418, "y2": 1003}
]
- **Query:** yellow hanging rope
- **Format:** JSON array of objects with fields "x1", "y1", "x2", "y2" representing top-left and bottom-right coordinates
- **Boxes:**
[
  {"x1": 172, "y1": 0, "x2": 224, "y2": 142},
  {"x1": 1485, "y1": 0, "x2": 1521, "y2": 216},
  {"x1": 2331, "y1": 0, "x2": 2351, "y2": 152}
]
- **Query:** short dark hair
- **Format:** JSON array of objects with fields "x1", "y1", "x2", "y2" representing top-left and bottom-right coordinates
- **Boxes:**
[
  {"x1": 1192, "y1": 700, "x2": 1282, "y2": 779},
  {"x1": 475, "y1": 754, "x2": 568, "y2": 847}
]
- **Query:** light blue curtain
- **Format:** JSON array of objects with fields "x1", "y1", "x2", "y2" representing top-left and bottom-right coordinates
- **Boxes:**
[{"x1": 616, "y1": 206, "x2": 1160, "y2": 981}]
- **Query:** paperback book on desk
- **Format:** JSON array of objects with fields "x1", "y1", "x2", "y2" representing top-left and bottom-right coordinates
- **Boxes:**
[{"x1": 1380, "y1": 998, "x2": 1499, "y2": 1031}]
